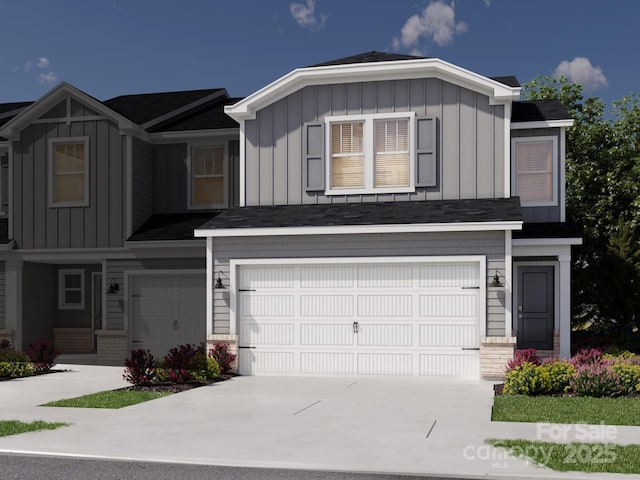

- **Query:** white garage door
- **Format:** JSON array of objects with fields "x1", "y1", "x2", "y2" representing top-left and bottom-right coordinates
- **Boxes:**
[
  {"x1": 237, "y1": 261, "x2": 482, "y2": 377},
  {"x1": 130, "y1": 273, "x2": 206, "y2": 359}
]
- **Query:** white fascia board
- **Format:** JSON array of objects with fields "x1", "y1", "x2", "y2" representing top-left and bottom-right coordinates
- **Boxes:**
[
  {"x1": 225, "y1": 58, "x2": 521, "y2": 121},
  {"x1": 148, "y1": 128, "x2": 239, "y2": 144},
  {"x1": 124, "y1": 240, "x2": 205, "y2": 248},
  {"x1": 513, "y1": 237, "x2": 582, "y2": 247},
  {"x1": 0, "y1": 82, "x2": 138, "y2": 139},
  {"x1": 195, "y1": 220, "x2": 523, "y2": 238},
  {"x1": 511, "y1": 119, "x2": 574, "y2": 130},
  {"x1": 141, "y1": 89, "x2": 228, "y2": 130}
]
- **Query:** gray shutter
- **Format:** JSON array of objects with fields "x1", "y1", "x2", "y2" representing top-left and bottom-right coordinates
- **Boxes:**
[
  {"x1": 303, "y1": 122, "x2": 325, "y2": 191},
  {"x1": 415, "y1": 116, "x2": 437, "y2": 187}
]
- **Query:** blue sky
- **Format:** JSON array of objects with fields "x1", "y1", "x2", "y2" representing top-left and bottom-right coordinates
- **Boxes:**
[{"x1": 1, "y1": 0, "x2": 637, "y2": 111}]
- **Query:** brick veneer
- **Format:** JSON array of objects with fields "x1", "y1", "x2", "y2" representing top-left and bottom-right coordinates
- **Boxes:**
[
  {"x1": 96, "y1": 330, "x2": 129, "y2": 366},
  {"x1": 53, "y1": 328, "x2": 93, "y2": 353},
  {"x1": 480, "y1": 336, "x2": 516, "y2": 380},
  {"x1": 208, "y1": 334, "x2": 239, "y2": 372}
]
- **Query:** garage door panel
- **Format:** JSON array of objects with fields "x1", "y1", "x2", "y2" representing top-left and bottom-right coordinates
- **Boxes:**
[
  {"x1": 419, "y1": 324, "x2": 478, "y2": 347},
  {"x1": 239, "y1": 350, "x2": 294, "y2": 374},
  {"x1": 357, "y1": 295, "x2": 412, "y2": 317},
  {"x1": 300, "y1": 352, "x2": 354, "y2": 374},
  {"x1": 300, "y1": 295, "x2": 353, "y2": 317},
  {"x1": 241, "y1": 322, "x2": 294, "y2": 345},
  {"x1": 300, "y1": 324, "x2": 353, "y2": 345},
  {"x1": 357, "y1": 324, "x2": 412, "y2": 346},
  {"x1": 357, "y1": 353, "x2": 412, "y2": 375},
  {"x1": 419, "y1": 264, "x2": 479, "y2": 288},
  {"x1": 241, "y1": 295, "x2": 295, "y2": 317},
  {"x1": 419, "y1": 294, "x2": 477, "y2": 317},
  {"x1": 357, "y1": 265, "x2": 412, "y2": 288},
  {"x1": 240, "y1": 267, "x2": 295, "y2": 289},
  {"x1": 132, "y1": 298, "x2": 175, "y2": 317},
  {"x1": 420, "y1": 352, "x2": 479, "y2": 376},
  {"x1": 300, "y1": 266, "x2": 354, "y2": 288}
]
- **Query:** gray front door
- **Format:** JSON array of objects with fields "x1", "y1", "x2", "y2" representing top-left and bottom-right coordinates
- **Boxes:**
[{"x1": 517, "y1": 266, "x2": 554, "y2": 350}]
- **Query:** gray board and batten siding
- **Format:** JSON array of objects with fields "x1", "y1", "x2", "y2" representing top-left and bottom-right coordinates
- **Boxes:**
[
  {"x1": 132, "y1": 137, "x2": 154, "y2": 233},
  {"x1": 211, "y1": 231, "x2": 506, "y2": 337},
  {"x1": 0, "y1": 262, "x2": 5, "y2": 330},
  {"x1": 511, "y1": 128, "x2": 562, "y2": 223},
  {"x1": 243, "y1": 78, "x2": 506, "y2": 206},
  {"x1": 12, "y1": 101, "x2": 126, "y2": 249}
]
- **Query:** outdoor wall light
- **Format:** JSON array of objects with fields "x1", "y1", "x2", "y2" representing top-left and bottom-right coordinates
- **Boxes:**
[
  {"x1": 107, "y1": 279, "x2": 120, "y2": 294},
  {"x1": 214, "y1": 271, "x2": 226, "y2": 289},
  {"x1": 490, "y1": 270, "x2": 504, "y2": 288}
]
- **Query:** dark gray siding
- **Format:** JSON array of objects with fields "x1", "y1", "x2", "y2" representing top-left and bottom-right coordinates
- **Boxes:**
[
  {"x1": 211, "y1": 232, "x2": 506, "y2": 336},
  {"x1": 12, "y1": 118, "x2": 126, "y2": 249},
  {"x1": 54, "y1": 265, "x2": 101, "y2": 329},
  {"x1": 1, "y1": 153, "x2": 7, "y2": 214},
  {"x1": 21, "y1": 262, "x2": 56, "y2": 348},
  {"x1": 0, "y1": 261, "x2": 4, "y2": 329},
  {"x1": 104, "y1": 257, "x2": 206, "y2": 330},
  {"x1": 132, "y1": 137, "x2": 153, "y2": 232},
  {"x1": 512, "y1": 128, "x2": 562, "y2": 223},
  {"x1": 230, "y1": 140, "x2": 240, "y2": 207},
  {"x1": 244, "y1": 79, "x2": 506, "y2": 206}
]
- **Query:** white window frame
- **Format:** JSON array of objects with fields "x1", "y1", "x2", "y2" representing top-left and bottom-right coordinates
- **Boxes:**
[
  {"x1": 324, "y1": 112, "x2": 416, "y2": 196},
  {"x1": 58, "y1": 269, "x2": 85, "y2": 310},
  {"x1": 48, "y1": 137, "x2": 90, "y2": 208},
  {"x1": 512, "y1": 136, "x2": 558, "y2": 207},
  {"x1": 187, "y1": 143, "x2": 228, "y2": 210}
]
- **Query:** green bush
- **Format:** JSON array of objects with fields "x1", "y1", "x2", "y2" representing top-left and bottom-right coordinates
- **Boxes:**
[
  {"x1": 540, "y1": 361, "x2": 576, "y2": 393},
  {"x1": 603, "y1": 350, "x2": 637, "y2": 360},
  {"x1": 0, "y1": 351, "x2": 31, "y2": 363},
  {"x1": 610, "y1": 362, "x2": 640, "y2": 395},
  {"x1": 570, "y1": 362, "x2": 622, "y2": 397},
  {"x1": 205, "y1": 357, "x2": 221, "y2": 379},
  {"x1": 503, "y1": 362, "x2": 552, "y2": 395},
  {"x1": 0, "y1": 361, "x2": 35, "y2": 378}
]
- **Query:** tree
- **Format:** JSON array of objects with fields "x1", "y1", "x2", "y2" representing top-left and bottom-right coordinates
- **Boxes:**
[{"x1": 523, "y1": 76, "x2": 640, "y2": 341}]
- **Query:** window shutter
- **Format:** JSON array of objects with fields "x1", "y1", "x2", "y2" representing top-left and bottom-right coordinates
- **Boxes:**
[
  {"x1": 303, "y1": 122, "x2": 325, "y2": 191},
  {"x1": 415, "y1": 116, "x2": 437, "y2": 187}
]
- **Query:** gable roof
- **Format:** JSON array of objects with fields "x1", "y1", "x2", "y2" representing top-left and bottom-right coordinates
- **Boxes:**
[
  {"x1": 103, "y1": 88, "x2": 226, "y2": 126},
  {"x1": 147, "y1": 97, "x2": 241, "y2": 133},
  {"x1": 512, "y1": 99, "x2": 571, "y2": 122},
  {"x1": 225, "y1": 53, "x2": 521, "y2": 121}
]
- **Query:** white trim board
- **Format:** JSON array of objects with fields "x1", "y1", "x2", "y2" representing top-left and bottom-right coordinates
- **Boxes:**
[
  {"x1": 196, "y1": 221, "x2": 523, "y2": 238},
  {"x1": 511, "y1": 120, "x2": 574, "y2": 130}
]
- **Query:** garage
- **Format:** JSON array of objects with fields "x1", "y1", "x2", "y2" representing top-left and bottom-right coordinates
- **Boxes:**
[
  {"x1": 129, "y1": 272, "x2": 206, "y2": 358},
  {"x1": 235, "y1": 258, "x2": 484, "y2": 377}
]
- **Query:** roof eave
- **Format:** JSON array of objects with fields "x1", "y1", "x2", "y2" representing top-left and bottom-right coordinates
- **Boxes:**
[
  {"x1": 511, "y1": 119, "x2": 574, "y2": 130},
  {"x1": 225, "y1": 58, "x2": 521, "y2": 121}
]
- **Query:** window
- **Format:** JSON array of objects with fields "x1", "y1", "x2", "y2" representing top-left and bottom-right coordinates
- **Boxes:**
[
  {"x1": 189, "y1": 145, "x2": 226, "y2": 208},
  {"x1": 325, "y1": 113, "x2": 415, "y2": 194},
  {"x1": 58, "y1": 269, "x2": 85, "y2": 310},
  {"x1": 48, "y1": 137, "x2": 89, "y2": 207},
  {"x1": 512, "y1": 137, "x2": 558, "y2": 206}
]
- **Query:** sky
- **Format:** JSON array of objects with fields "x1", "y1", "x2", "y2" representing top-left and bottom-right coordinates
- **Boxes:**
[{"x1": 1, "y1": 0, "x2": 638, "y2": 111}]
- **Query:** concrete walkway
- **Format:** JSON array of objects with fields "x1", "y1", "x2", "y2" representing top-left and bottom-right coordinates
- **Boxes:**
[{"x1": 0, "y1": 364, "x2": 639, "y2": 480}]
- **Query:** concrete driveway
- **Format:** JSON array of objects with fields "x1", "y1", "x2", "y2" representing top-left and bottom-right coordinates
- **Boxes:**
[{"x1": 1, "y1": 365, "x2": 634, "y2": 479}]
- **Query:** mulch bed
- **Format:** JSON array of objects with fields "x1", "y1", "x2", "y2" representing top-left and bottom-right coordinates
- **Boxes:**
[
  {"x1": 493, "y1": 383, "x2": 504, "y2": 396},
  {"x1": 120, "y1": 374, "x2": 235, "y2": 393}
]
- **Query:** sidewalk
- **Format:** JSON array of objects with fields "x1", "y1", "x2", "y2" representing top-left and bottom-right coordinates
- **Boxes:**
[{"x1": 0, "y1": 364, "x2": 638, "y2": 480}]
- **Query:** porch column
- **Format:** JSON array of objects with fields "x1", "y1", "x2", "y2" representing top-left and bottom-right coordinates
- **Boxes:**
[
  {"x1": 5, "y1": 258, "x2": 23, "y2": 349},
  {"x1": 558, "y1": 253, "x2": 571, "y2": 358}
]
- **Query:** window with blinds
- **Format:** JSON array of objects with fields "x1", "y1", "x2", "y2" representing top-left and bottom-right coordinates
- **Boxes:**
[
  {"x1": 49, "y1": 138, "x2": 89, "y2": 206},
  {"x1": 191, "y1": 145, "x2": 225, "y2": 207},
  {"x1": 514, "y1": 138, "x2": 556, "y2": 205},
  {"x1": 330, "y1": 122, "x2": 364, "y2": 188},
  {"x1": 374, "y1": 118, "x2": 409, "y2": 187}
]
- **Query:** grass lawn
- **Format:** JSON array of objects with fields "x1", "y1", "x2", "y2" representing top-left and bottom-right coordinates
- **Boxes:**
[
  {"x1": 488, "y1": 439, "x2": 640, "y2": 474},
  {"x1": 0, "y1": 420, "x2": 69, "y2": 437},
  {"x1": 41, "y1": 390, "x2": 170, "y2": 409},
  {"x1": 492, "y1": 395, "x2": 640, "y2": 426}
]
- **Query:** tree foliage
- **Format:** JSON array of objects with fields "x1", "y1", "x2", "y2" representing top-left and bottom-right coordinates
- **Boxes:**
[{"x1": 523, "y1": 76, "x2": 640, "y2": 340}]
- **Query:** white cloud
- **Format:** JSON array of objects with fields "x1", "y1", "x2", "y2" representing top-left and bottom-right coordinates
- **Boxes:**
[
  {"x1": 39, "y1": 71, "x2": 57, "y2": 85},
  {"x1": 37, "y1": 57, "x2": 49, "y2": 69},
  {"x1": 290, "y1": 0, "x2": 327, "y2": 30},
  {"x1": 24, "y1": 60, "x2": 33, "y2": 72},
  {"x1": 392, "y1": 1, "x2": 467, "y2": 53},
  {"x1": 555, "y1": 57, "x2": 608, "y2": 92},
  {"x1": 484, "y1": 0, "x2": 491, "y2": 6}
]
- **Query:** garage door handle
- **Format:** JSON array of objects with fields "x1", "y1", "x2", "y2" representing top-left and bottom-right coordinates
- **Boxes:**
[
  {"x1": 132, "y1": 340, "x2": 142, "y2": 343},
  {"x1": 462, "y1": 286, "x2": 480, "y2": 290},
  {"x1": 239, "y1": 289, "x2": 256, "y2": 292},
  {"x1": 238, "y1": 346, "x2": 255, "y2": 349},
  {"x1": 461, "y1": 347, "x2": 480, "y2": 351},
  {"x1": 353, "y1": 321, "x2": 359, "y2": 333}
]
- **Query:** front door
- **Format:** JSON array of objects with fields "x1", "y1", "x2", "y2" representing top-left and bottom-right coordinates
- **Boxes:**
[{"x1": 517, "y1": 266, "x2": 554, "y2": 350}]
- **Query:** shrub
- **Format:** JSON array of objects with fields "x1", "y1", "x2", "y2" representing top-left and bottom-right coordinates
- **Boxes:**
[
  {"x1": 610, "y1": 362, "x2": 640, "y2": 395},
  {"x1": 0, "y1": 339, "x2": 13, "y2": 358},
  {"x1": 570, "y1": 348, "x2": 602, "y2": 367},
  {"x1": 602, "y1": 349, "x2": 637, "y2": 360},
  {"x1": 569, "y1": 361, "x2": 622, "y2": 397},
  {"x1": 0, "y1": 361, "x2": 35, "y2": 378},
  {"x1": 0, "y1": 350, "x2": 31, "y2": 363},
  {"x1": 24, "y1": 339, "x2": 57, "y2": 372},
  {"x1": 123, "y1": 349, "x2": 159, "y2": 385},
  {"x1": 209, "y1": 342, "x2": 236, "y2": 373},
  {"x1": 204, "y1": 357, "x2": 221, "y2": 379},
  {"x1": 503, "y1": 362, "x2": 551, "y2": 395},
  {"x1": 507, "y1": 348, "x2": 541, "y2": 371},
  {"x1": 162, "y1": 344, "x2": 206, "y2": 371},
  {"x1": 539, "y1": 361, "x2": 576, "y2": 394}
]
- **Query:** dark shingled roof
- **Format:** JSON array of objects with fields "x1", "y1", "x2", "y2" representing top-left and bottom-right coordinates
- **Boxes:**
[
  {"x1": 197, "y1": 198, "x2": 522, "y2": 231},
  {"x1": 490, "y1": 76, "x2": 520, "y2": 88},
  {"x1": 0, "y1": 218, "x2": 8, "y2": 244},
  {"x1": 310, "y1": 50, "x2": 426, "y2": 67},
  {"x1": 103, "y1": 89, "x2": 224, "y2": 125},
  {"x1": 128, "y1": 213, "x2": 220, "y2": 242},
  {"x1": 513, "y1": 222, "x2": 581, "y2": 240},
  {"x1": 512, "y1": 100, "x2": 572, "y2": 123},
  {"x1": 147, "y1": 97, "x2": 241, "y2": 133},
  {"x1": 0, "y1": 101, "x2": 33, "y2": 115}
]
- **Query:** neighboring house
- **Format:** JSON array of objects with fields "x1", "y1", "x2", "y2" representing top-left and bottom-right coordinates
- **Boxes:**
[
  {"x1": 0, "y1": 83, "x2": 240, "y2": 364},
  {"x1": 194, "y1": 52, "x2": 581, "y2": 378},
  {"x1": 0, "y1": 51, "x2": 581, "y2": 378}
]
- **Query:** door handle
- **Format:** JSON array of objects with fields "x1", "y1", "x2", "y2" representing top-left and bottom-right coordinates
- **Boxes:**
[
  {"x1": 173, "y1": 320, "x2": 178, "y2": 330},
  {"x1": 353, "y1": 321, "x2": 359, "y2": 333}
]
